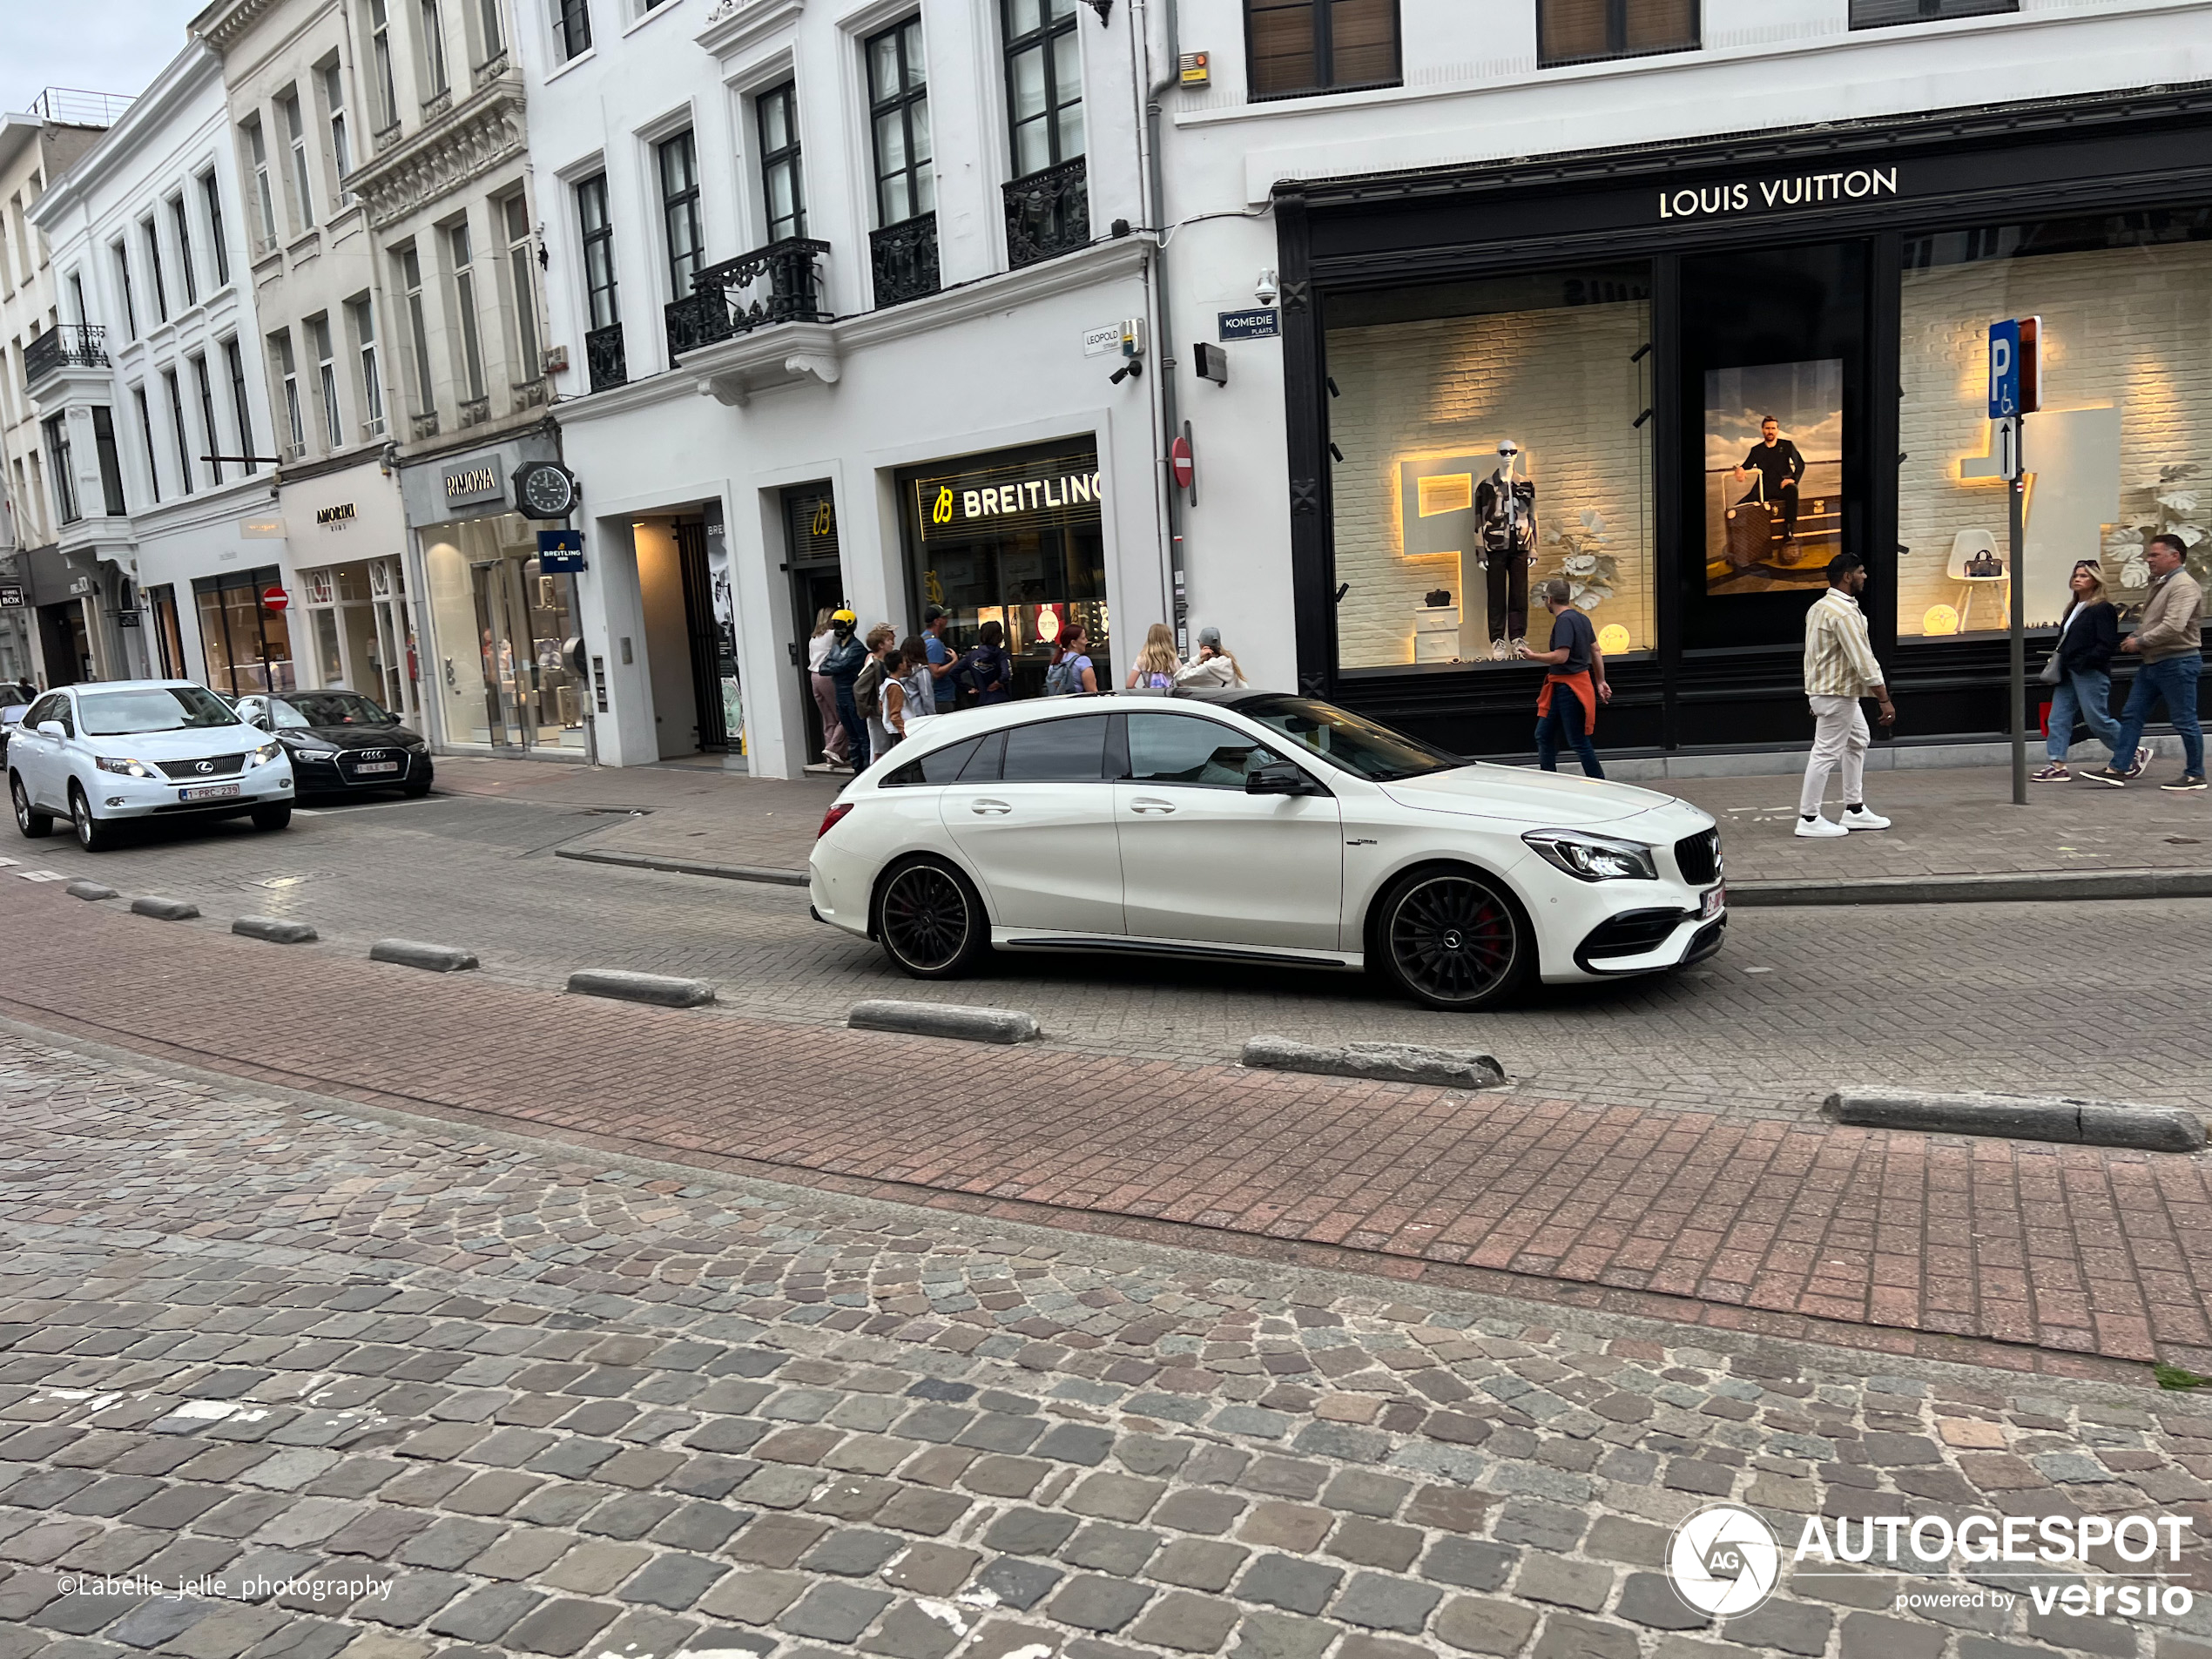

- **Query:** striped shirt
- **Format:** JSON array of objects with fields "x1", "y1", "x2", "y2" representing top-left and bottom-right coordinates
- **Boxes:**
[{"x1": 1803, "y1": 587, "x2": 1885, "y2": 698}]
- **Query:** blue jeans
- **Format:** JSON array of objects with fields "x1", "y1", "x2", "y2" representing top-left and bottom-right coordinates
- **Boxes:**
[
  {"x1": 2107, "y1": 652, "x2": 2203, "y2": 776},
  {"x1": 1535, "y1": 693, "x2": 1603, "y2": 778},
  {"x1": 2046, "y1": 665, "x2": 2121, "y2": 762},
  {"x1": 832, "y1": 679, "x2": 867, "y2": 769}
]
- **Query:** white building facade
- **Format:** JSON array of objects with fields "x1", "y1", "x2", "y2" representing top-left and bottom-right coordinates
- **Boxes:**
[
  {"x1": 521, "y1": 0, "x2": 1165, "y2": 776},
  {"x1": 28, "y1": 46, "x2": 287, "y2": 698},
  {"x1": 1149, "y1": 0, "x2": 2212, "y2": 761}
]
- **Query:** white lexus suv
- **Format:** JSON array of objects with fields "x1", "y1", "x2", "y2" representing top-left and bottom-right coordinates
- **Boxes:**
[
  {"x1": 808, "y1": 689, "x2": 1723, "y2": 1010},
  {"x1": 8, "y1": 680, "x2": 294, "y2": 852}
]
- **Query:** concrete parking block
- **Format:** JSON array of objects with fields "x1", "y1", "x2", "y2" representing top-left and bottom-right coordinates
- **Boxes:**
[
  {"x1": 369, "y1": 938, "x2": 478, "y2": 973},
  {"x1": 130, "y1": 896, "x2": 201, "y2": 921},
  {"x1": 1824, "y1": 1089, "x2": 2206, "y2": 1153},
  {"x1": 1242, "y1": 1035, "x2": 1505, "y2": 1090},
  {"x1": 846, "y1": 999, "x2": 1038, "y2": 1044},
  {"x1": 64, "y1": 880, "x2": 118, "y2": 900},
  {"x1": 565, "y1": 968, "x2": 716, "y2": 1008},
  {"x1": 233, "y1": 916, "x2": 320, "y2": 944}
]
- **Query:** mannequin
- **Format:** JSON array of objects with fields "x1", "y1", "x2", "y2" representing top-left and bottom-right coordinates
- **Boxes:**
[{"x1": 1473, "y1": 441, "x2": 1538, "y2": 658}]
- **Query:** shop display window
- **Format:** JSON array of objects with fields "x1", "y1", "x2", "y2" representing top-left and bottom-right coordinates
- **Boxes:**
[
  {"x1": 1898, "y1": 208, "x2": 2212, "y2": 640},
  {"x1": 1325, "y1": 265, "x2": 1656, "y2": 673},
  {"x1": 192, "y1": 565, "x2": 295, "y2": 696},
  {"x1": 423, "y1": 511, "x2": 584, "y2": 750}
]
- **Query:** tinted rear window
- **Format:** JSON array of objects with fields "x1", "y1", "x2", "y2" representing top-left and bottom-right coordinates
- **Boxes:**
[
  {"x1": 1000, "y1": 715, "x2": 1109, "y2": 782},
  {"x1": 883, "y1": 735, "x2": 982, "y2": 787}
]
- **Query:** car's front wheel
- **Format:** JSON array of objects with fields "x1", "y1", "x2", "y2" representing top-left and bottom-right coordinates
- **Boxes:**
[
  {"x1": 1372, "y1": 865, "x2": 1530, "y2": 1011},
  {"x1": 251, "y1": 805, "x2": 293, "y2": 833},
  {"x1": 873, "y1": 856, "x2": 988, "y2": 979},
  {"x1": 10, "y1": 773, "x2": 51, "y2": 839},
  {"x1": 70, "y1": 785, "x2": 116, "y2": 853}
]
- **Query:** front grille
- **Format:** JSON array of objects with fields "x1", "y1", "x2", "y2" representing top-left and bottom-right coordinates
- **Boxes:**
[
  {"x1": 156, "y1": 753, "x2": 245, "y2": 780},
  {"x1": 338, "y1": 748, "x2": 410, "y2": 783},
  {"x1": 1579, "y1": 907, "x2": 1689, "y2": 961},
  {"x1": 1674, "y1": 828, "x2": 1721, "y2": 887}
]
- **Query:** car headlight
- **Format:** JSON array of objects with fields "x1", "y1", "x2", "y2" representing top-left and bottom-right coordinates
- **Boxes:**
[
  {"x1": 94, "y1": 756, "x2": 158, "y2": 779},
  {"x1": 291, "y1": 746, "x2": 340, "y2": 762},
  {"x1": 1522, "y1": 829, "x2": 1657, "y2": 881},
  {"x1": 247, "y1": 740, "x2": 285, "y2": 767}
]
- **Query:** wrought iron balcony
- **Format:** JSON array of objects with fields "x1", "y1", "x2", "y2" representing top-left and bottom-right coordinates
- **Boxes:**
[
  {"x1": 24, "y1": 324, "x2": 108, "y2": 389},
  {"x1": 1003, "y1": 157, "x2": 1089, "y2": 269},
  {"x1": 664, "y1": 237, "x2": 832, "y2": 362},
  {"x1": 869, "y1": 213, "x2": 940, "y2": 308},
  {"x1": 585, "y1": 322, "x2": 627, "y2": 392}
]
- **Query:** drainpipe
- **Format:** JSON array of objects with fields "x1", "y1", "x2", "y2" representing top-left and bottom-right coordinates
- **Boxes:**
[{"x1": 1136, "y1": 0, "x2": 1185, "y2": 650}]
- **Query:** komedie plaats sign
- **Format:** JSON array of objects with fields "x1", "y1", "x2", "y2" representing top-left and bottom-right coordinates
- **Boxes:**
[{"x1": 1669, "y1": 1505, "x2": 2197, "y2": 1622}]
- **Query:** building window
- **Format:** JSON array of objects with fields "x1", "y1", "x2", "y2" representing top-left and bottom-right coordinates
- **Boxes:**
[
  {"x1": 577, "y1": 173, "x2": 617, "y2": 328},
  {"x1": 475, "y1": 0, "x2": 504, "y2": 62},
  {"x1": 310, "y1": 314, "x2": 341, "y2": 447},
  {"x1": 132, "y1": 384, "x2": 160, "y2": 502},
  {"x1": 194, "y1": 565, "x2": 295, "y2": 695},
  {"x1": 448, "y1": 219, "x2": 486, "y2": 401},
  {"x1": 245, "y1": 118, "x2": 277, "y2": 249},
  {"x1": 757, "y1": 82, "x2": 804, "y2": 242},
  {"x1": 280, "y1": 93, "x2": 314, "y2": 231},
  {"x1": 275, "y1": 329, "x2": 305, "y2": 454},
  {"x1": 144, "y1": 219, "x2": 170, "y2": 321},
  {"x1": 111, "y1": 239, "x2": 136, "y2": 336},
  {"x1": 90, "y1": 407, "x2": 125, "y2": 516},
  {"x1": 555, "y1": 0, "x2": 592, "y2": 60},
  {"x1": 1245, "y1": 0, "x2": 1400, "y2": 98},
  {"x1": 347, "y1": 295, "x2": 384, "y2": 436},
  {"x1": 865, "y1": 18, "x2": 933, "y2": 226},
  {"x1": 502, "y1": 194, "x2": 539, "y2": 382},
  {"x1": 321, "y1": 64, "x2": 352, "y2": 200},
  {"x1": 656, "y1": 130, "x2": 702, "y2": 300},
  {"x1": 146, "y1": 584, "x2": 185, "y2": 678},
  {"x1": 370, "y1": 0, "x2": 400, "y2": 129},
  {"x1": 44, "y1": 415, "x2": 78, "y2": 523},
  {"x1": 192, "y1": 354, "x2": 224, "y2": 482},
  {"x1": 1002, "y1": 0, "x2": 1083, "y2": 179},
  {"x1": 169, "y1": 196, "x2": 199, "y2": 306},
  {"x1": 420, "y1": 0, "x2": 450, "y2": 98},
  {"x1": 399, "y1": 245, "x2": 433, "y2": 413},
  {"x1": 164, "y1": 371, "x2": 196, "y2": 496},
  {"x1": 1851, "y1": 0, "x2": 2012, "y2": 23},
  {"x1": 224, "y1": 337, "x2": 258, "y2": 473},
  {"x1": 200, "y1": 172, "x2": 230, "y2": 285},
  {"x1": 1536, "y1": 0, "x2": 1697, "y2": 67}
]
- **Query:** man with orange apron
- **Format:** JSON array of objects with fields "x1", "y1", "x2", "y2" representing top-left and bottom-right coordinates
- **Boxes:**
[{"x1": 1518, "y1": 577, "x2": 1611, "y2": 778}]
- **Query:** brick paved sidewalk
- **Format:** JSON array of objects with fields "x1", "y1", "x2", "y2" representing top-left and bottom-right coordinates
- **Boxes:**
[
  {"x1": 2, "y1": 878, "x2": 2209, "y2": 1375},
  {"x1": 3, "y1": 1031, "x2": 2211, "y2": 1659}
]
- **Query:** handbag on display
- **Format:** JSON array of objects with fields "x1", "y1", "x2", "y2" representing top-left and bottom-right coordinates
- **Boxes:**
[{"x1": 1723, "y1": 472, "x2": 1776, "y2": 570}]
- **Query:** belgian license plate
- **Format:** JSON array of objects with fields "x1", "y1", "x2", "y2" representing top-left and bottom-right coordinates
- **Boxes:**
[
  {"x1": 179, "y1": 783, "x2": 240, "y2": 802},
  {"x1": 354, "y1": 761, "x2": 400, "y2": 774},
  {"x1": 1701, "y1": 885, "x2": 1725, "y2": 920}
]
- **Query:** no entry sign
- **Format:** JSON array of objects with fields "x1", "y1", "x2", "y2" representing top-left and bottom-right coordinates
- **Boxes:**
[{"x1": 260, "y1": 586, "x2": 289, "y2": 612}]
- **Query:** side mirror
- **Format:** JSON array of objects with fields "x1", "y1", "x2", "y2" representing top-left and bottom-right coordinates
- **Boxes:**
[
  {"x1": 37, "y1": 720, "x2": 66, "y2": 739},
  {"x1": 1247, "y1": 760, "x2": 1324, "y2": 798}
]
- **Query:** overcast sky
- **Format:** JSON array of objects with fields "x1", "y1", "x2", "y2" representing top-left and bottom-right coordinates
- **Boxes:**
[{"x1": 1, "y1": 0, "x2": 204, "y2": 118}]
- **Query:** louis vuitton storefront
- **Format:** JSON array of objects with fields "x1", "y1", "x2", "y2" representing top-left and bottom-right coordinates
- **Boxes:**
[{"x1": 1278, "y1": 86, "x2": 2212, "y2": 759}]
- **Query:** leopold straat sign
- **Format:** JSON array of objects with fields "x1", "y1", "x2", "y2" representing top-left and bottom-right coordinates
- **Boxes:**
[{"x1": 1658, "y1": 165, "x2": 1901, "y2": 223}]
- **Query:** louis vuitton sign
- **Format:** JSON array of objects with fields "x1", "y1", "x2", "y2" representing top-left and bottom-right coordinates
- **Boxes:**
[{"x1": 1657, "y1": 165, "x2": 1901, "y2": 223}]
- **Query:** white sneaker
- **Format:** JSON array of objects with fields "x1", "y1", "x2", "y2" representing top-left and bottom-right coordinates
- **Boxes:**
[
  {"x1": 1840, "y1": 806, "x2": 1892, "y2": 831},
  {"x1": 1490, "y1": 637, "x2": 1510, "y2": 661},
  {"x1": 1795, "y1": 814, "x2": 1848, "y2": 839}
]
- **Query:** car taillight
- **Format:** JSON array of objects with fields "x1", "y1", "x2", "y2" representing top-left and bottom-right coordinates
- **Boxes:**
[{"x1": 817, "y1": 802, "x2": 854, "y2": 840}]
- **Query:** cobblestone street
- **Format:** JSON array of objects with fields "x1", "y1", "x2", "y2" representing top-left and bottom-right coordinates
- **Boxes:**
[{"x1": 5, "y1": 1032, "x2": 2212, "y2": 1659}]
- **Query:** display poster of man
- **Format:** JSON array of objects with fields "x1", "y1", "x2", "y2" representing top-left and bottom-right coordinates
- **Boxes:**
[{"x1": 1704, "y1": 360, "x2": 1844, "y2": 594}]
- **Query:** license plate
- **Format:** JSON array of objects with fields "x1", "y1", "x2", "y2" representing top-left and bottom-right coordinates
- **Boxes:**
[
  {"x1": 354, "y1": 761, "x2": 400, "y2": 774},
  {"x1": 179, "y1": 783, "x2": 240, "y2": 802},
  {"x1": 1701, "y1": 885, "x2": 1725, "y2": 920}
]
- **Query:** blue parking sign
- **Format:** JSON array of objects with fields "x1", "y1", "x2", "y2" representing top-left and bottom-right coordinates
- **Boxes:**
[{"x1": 1987, "y1": 320, "x2": 2020, "y2": 418}]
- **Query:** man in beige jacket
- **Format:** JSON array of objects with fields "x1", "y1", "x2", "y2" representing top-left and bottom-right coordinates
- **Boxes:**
[{"x1": 2083, "y1": 534, "x2": 2204, "y2": 790}]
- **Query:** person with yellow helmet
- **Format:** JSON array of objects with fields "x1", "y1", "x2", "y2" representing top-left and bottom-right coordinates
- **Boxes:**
[{"x1": 821, "y1": 610, "x2": 868, "y2": 770}]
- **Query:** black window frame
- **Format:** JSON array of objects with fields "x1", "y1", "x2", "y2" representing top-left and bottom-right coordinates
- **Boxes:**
[
  {"x1": 164, "y1": 368, "x2": 196, "y2": 497},
  {"x1": 865, "y1": 17, "x2": 933, "y2": 228},
  {"x1": 200, "y1": 171, "x2": 230, "y2": 286},
  {"x1": 223, "y1": 337, "x2": 258, "y2": 474},
  {"x1": 90, "y1": 406, "x2": 126, "y2": 516},
  {"x1": 1001, "y1": 0, "x2": 1083, "y2": 179},
  {"x1": 132, "y1": 383, "x2": 161, "y2": 503},
  {"x1": 577, "y1": 173, "x2": 618, "y2": 329},
  {"x1": 1847, "y1": 0, "x2": 2013, "y2": 24},
  {"x1": 1243, "y1": 0, "x2": 1402, "y2": 101},
  {"x1": 44, "y1": 413, "x2": 79, "y2": 523},
  {"x1": 756, "y1": 82, "x2": 806, "y2": 243},
  {"x1": 192, "y1": 354, "x2": 225, "y2": 484},
  {"x1": 655, "y1": 128, "x2": 703, "y2": 300},
  {"x1": 555, "y1": 0, "x2": 593, "y2": 58},
  {"x1": 1534, "y1": 0, "x2": 1700, "y2": 68}
]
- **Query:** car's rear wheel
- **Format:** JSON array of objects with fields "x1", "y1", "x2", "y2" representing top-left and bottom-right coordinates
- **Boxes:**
[
  {"x1": 873, "y1": 857, "x2": 988, "y2": 979},
  {"x1": 10, "y1": 773, "x2": 51, "y2": 839},
  {"x1": 1372, "y1": 866, "x2": 1529, "y2": 1010},
  {"x1": 70, "y1": 785, "x2": 116, "y2": 853},
  {"x1": 251, "y1": 805, "x2": 293, "y2": 832}
]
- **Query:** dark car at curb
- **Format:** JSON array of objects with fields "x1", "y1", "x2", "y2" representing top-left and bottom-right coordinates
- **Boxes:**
[{"x1": 237, "y1": 691, "x2": 434, "y2": 799}]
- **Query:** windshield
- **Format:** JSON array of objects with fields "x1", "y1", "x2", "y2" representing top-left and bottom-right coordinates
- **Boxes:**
[
  {"x1": 78, "y1": 685, "x2": 242, "y2": 738},
  {"x1": 1235, "y1": 696, "x2": 1460, "y2": 783},
  {"x1": 272, "y1": 692, "x2": 400, "y2": 728}
]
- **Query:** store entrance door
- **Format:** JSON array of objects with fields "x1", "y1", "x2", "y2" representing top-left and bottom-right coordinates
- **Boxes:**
[
  {"x1": 674, "y1": 519, "x2": 727, "y2": 752},
  {"x1": 780, "y1": 483, "x2": 841, "y2": 765},
  {"x1": 469, "y1": 559, "x2": 535, "y2": 749}
]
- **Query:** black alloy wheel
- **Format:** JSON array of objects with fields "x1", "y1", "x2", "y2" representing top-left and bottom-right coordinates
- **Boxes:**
[
  {"x1": 70, "y1": 786, "x2": 115, "y2": 853},
  {"x1": 875, "y1": 858, "x2": 986, "y2": 978},
  {"x1": 1377, "y1": 867, "x2": 1527, "y2": 1010},
  {"x1": 11, "y1": 774, "x2": 52, "y2": 838}
]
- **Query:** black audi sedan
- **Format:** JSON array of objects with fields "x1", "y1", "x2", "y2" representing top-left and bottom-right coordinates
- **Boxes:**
[{"x1": 237, "y1": 691, "x2": 434, "y2": 799}]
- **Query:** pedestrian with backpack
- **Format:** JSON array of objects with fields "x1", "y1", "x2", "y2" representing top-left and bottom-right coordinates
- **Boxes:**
[
  {"x1": 1045, "y1": 622, "x2": 1098, "y2": 696},
  {"x1": 960, "y1": 619, "x2": 1013, "y2": 705},
  {"x1": 819, "y1": 611, "x2": 868, "y2": 771},
  {"x1": 1125, "y1": 623, "x2": 1182, "y2": 690},
  {"x1": 853, "y1": 624, "x2": 897, "y2": 764}
]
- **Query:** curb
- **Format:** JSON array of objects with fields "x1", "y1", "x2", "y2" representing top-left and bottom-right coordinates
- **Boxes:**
[
  {"x1": 370, "y1": 938, "x2": 479, "y2": 974},
  {"x1": 65, "y1": 880, "x2": 117, "y2": 901},
  {"x1": 847, "y1": 999, "x2": 1039, "y2": 1044},
  {"x1": 1243, "y1": 1035, "x2": 1507, "y2": 1090},
  {"x1": 1731, "y1": 868, "x2": 2212, "y2": 907},
  {"x1": 556, "y1": 847, "x2": 809, "y2": 888},
  {"x1": 1824, "y1": 1089, "x2": 2207, "y2": 1153},
  {"x1": 567, "y1": 968, "x2": 716, "y2": 1008},
  {"x1": 233, "y1": 916, "x2": 319, "y2": 945},
  {"x1": 130, "y1": 897, "x2": 200, "y2": 921}
]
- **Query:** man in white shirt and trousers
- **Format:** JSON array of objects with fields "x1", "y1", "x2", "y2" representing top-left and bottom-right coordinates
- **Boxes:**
[{"x1": 1797, "y1": 552, "x2": 1897, "y2": 838}]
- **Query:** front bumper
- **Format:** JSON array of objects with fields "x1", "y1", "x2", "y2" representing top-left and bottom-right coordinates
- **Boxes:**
[
  {"x1": 92, "y1": 764, "x2": 293, "y2": 819},
  {"x1": 1524, "y1": 806, "x2": 1724, "y2": 981},
  {"x1": 288, "y1": 747, "x2": 433, "y2": 792}
]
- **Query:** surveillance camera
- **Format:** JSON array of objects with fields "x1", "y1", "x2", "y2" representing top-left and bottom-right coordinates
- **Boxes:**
[
  {"x1": 1109, "y1": 361, "x2": 1143, "y2": 384},
  {"x1": 1255, "y1": 268, "x2": 1278, "y2": 307}
]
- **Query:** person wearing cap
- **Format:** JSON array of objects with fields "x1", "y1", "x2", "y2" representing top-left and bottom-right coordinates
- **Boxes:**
[
  {"x1": 820, "y1": 610, "x2": 869, "y2": 770},
  {"x1": 1174, "y1": 627, "x2": 1247, "y2": 689},
  {"x1": 921, "y1": 605, "x2": 963, "y2": 699}
]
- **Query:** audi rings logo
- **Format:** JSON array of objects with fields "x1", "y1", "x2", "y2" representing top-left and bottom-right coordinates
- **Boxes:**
[
  {"x1": 358, "y1": 750, "x2": 386, "y2": 760},
  {"x1": 194, "y1": 760, "x2": 215, "y2": 774},
  {"x1": 1669, "y1": 1506, "x2": 1780, "y2": 1615}
]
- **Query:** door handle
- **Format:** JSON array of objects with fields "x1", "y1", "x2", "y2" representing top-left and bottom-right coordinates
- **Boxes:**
[
  {"x1": 1128, "y1": 797, "x2": 1177, "y2": 814},
  {"x1": 969, "y1": 799, "x2": 1011, "y2": 815}
]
